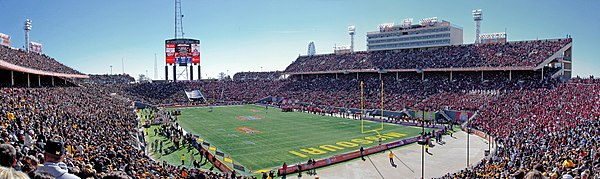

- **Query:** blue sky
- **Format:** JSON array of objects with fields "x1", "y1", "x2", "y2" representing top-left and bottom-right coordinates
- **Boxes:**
[{"x1": 1, "y1": 0, "x2": 598, "y2": 79}]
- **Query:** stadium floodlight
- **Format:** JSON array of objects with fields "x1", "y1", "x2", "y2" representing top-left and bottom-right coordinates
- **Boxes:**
[
  {"x1": 348, "y1": 26, "x2": 356, "y2": 52},
  {"x1": 348, "y1": 26, "x2": 356, "y2": 34},
  {"x1": 472, "y1": 9, "x2": 483, "y2": 21},
  {"x1": 24, "y1": 19, "x2": 32, "y2": 52},
  {"x1": 473, "y1": 9, "x2": 483, "y2": 44}
]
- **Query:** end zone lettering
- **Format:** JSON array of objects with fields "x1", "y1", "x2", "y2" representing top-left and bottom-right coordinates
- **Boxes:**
[{"x1": 288, "y1": 132, "x2": 407, "y2": 158}]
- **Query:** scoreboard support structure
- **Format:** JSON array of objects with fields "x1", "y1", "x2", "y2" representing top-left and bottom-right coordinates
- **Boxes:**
[
  {"x1": 190, "y1": 65, "x2": 193, "y2": 81},
  {"x1": 165, "y1": 64, "x2": 201, "y2": 81},
  {"x1": 165, "y1": 65, "x2": 169, "y2": 81},
  {"x1": 173, "y1": 65, "x2": 177, "y2": 82}
]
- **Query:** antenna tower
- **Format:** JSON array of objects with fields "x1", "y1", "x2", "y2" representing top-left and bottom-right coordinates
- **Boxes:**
[{"x1": 175, "y1": 0, "x2": 184, "y2": 39}]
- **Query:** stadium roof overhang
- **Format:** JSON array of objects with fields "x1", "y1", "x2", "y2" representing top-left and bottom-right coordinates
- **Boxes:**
[
  {"x1": 0, "y1": 59, "x2": 89, "y2": 78},
  {"x1": 284, "y1": 66, "x2": 536, "y2": 75}
]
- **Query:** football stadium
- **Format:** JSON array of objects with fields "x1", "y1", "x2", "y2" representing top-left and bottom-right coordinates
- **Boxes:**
[{"x1": 1, "y1": 1, "x2": 599, "y2": 179}]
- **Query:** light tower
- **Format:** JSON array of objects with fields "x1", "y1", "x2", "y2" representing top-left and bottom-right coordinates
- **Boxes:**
[
  {"x1": 473, "y1": 9, "x2": 483, "y2": 44},
  {"x1": 24, "y1": 19, "x2": 32, "y2": 52},
  {"x1": 348, "y1": 26, "x2": 355, "y2": 53}
]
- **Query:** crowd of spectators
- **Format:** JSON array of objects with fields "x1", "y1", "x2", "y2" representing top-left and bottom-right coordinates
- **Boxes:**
[
  {"x1": 0, "y1": 86, "x2": 258, "y2": 178},
  {"x1": 0, "y1": 45, "x2": 82, "y2": 75},
  {"x1": 82, "y1": 74, "x2": 135, "y2": 85},
  {"x1": 284, "y1": 51, "x2": 371, "y2": 72},
  {"x1": 440, "y1": 80, "x2": 600, "y2": 178},
  {"x1": 281, "y1": 68, "x2": 558, "y2": 111},
  {"x1": 285, "y1": 38, "x2": 571, "y2": 73},
  {"x1": 114, "y1": 66, "x2": 559, "y2": 111},
  {"x1": 0, "y1": 87, "x2": 143, "y2": 178},
  {"x1": 232, "y1": 71, "x2": 282, "y2": 81},
  {"x1": 123, "y1": 82, "x2": 191, "y2": 105}
]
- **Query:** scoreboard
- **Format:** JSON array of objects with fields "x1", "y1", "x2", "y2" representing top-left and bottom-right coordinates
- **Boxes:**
[{"x1": 165, "y1": 38, "x2": 200, "y2": 65}]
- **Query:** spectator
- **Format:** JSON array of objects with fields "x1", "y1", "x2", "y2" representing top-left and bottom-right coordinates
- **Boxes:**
[
  {"x1": 0, "y1": 166, "x2": 29, "y2": 179},
  {"x1": 0, "y1": 144, "x2": 16, "y2": 168},
  {"x1": 36, "y1": 140, "x2": 80, "y2": 179}
]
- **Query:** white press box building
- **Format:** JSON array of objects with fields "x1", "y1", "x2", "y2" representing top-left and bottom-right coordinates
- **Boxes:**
[{"x1": 367, "y1": 17, "x2": 463, "y2": 51}]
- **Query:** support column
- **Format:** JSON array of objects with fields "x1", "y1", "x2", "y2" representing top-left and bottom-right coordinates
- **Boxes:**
[
  {"x1": 27, "y1": 73, "x2": 30, "y2": 87},
  {"x1": 173, "y1": 65, "x2": 177, "y2": 82},
  {"x1": 356, "y1": 73, "x2": 359, "y2": 80},
  {"x1": 541, "y1": 68, "x2": 544, "y2": 81},
  {"x1": 481, "y1": 71, "x2": 484, "y2": 81},
  {"x1": 421, "y1": 72, "x2": 424, "y2": 81},
  {"x1": 165, "y1": 65, "x2": 169, "y2": 81},
  {"x1": 335, "y1": 73, "x2": 338, "y2": 79},
  {"x1": 52, "y1": 76, "x2": 55, "y2": 86},
  {"x1": 509, "y1": 70, "x2": 512, "y2": 81},
  {"x1": 190, "y1": 65, "x2": 194, "y2": 81},
  {"x1": 450, "y1": 71, "x2": 453, "y2": 81},
  {"x1": 396, "y1": 72, "x2": 398, "y2": 80},
  {"x1": 11, "y1": 71, "x2": 14, "y2": 86},
  {"x1": 64, "y1": 78, "x2": 67, "y2": 85},
  {"x1": 379, "y1": 73, "x2": 382, "y2": 81},
  {"x1": 38, "y1": 75, "x2": 41, "y2": 87}
]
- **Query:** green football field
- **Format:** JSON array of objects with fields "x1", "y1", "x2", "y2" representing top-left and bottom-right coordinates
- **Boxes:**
[{"x1": 172, "y1": 105, "x2": 430, "y2": 173}]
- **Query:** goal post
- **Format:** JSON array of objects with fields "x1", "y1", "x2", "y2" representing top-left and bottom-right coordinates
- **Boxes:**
[{"x1": 360, "y1": 80, "x2": 385, "y2": 134}]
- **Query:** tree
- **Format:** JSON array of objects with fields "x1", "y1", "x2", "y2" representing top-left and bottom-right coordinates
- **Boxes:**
[
  {"x1": 138, "y1": 74, "x2": 151, "y2": 83},
  {"x1": 218, "y1": 72, "x2": 228, "y2": 80}
]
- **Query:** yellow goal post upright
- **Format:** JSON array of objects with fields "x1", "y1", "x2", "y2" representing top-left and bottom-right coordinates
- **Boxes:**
[{"x1": 360, "y1": 80, "x2": 385, "y2": 135}]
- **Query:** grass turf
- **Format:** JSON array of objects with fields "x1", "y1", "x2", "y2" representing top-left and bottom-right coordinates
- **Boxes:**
[
  {"x1": 170, "y1": 105, "x2": 430, "y2": 172},
  {"x1": 140, "y1": 110, "x2": 215, "y2": 171}
]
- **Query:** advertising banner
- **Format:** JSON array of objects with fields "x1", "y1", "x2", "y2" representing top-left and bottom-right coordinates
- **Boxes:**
[
  {"x1": 425, "y1": 112, "x2": 436, "y2": 121},
  {"x1": 415, "y1": 111, "x2": 424, "y2": 119},
  {"x1": 0, "y1": 33, "x2": 9, "y2": 47},
  {"x1": 278, "y1": 134, "x2": 430, "y2": 175},
  {"x1": 192, "y1": 43, "x2": 200, "y2": 64},
  {"x1": 165, "y1": 44, "x2": 175, "y2": 64},
  {"x1": 30, "y1": 42, "x2": 43, "y2": 53},
  {"x1": 456, "y1": 111, "x2": 472, "y2": 123}
]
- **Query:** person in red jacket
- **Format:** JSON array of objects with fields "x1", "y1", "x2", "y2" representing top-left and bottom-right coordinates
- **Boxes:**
[{"x1": 281, "y1": 162, "x2": 287, "y2": 178}]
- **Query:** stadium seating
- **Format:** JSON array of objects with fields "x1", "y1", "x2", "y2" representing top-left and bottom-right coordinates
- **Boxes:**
[
  {"x1": 285, "y1": 38, "x2": 571, "y2": 73},
  {"x1": 232, "y1": 71, "x2": 282, "y2": 81},
  {"x1": 0, "y1": 45, "x2": 82, "y2": 75},
  {"x1": 439, "y1": 79, "x2": 600, "y2": 178},
  {"x1": 83, "y1": 74, "x2": 135, "y2": 84}
]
